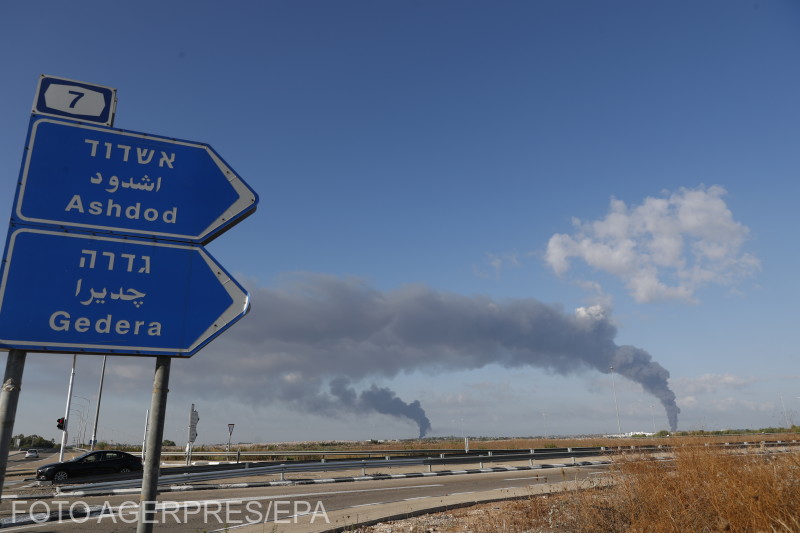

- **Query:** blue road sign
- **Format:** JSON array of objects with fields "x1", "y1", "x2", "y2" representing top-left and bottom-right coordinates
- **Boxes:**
[
  {"x1": 0, "y1": 227, "x2": 250, "y2": 357},
  {"x1": 12, "y1": 117, "x2": 258, "y2": 244},
  {"x1": 33, "y1": 75, "x2": 117, "y2": 126}
]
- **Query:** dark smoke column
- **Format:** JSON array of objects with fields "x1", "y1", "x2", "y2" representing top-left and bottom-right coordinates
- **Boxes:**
[{"x1": 611, "y1": 346, "x2": 680, "y2": 432}]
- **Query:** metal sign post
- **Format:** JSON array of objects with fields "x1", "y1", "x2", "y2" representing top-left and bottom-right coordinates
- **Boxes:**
[
  {"x1": 137, "y1": 357, "x2": 171, "y2": 532},
  {"x1": 0, "y1": 350, "x2": 26, "y2": 499}
]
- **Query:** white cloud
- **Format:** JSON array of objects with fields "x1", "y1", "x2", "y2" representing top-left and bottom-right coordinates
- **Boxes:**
[
  {"x1": 475, "y1": 251, "x2": 525, "y2": 278},
  {"x1": 672, "y1": 373, "x2": 756, "y2": 396},
  {"x1": 574, "y1": 305, "x2": 607, "y2": 322},
  {"x1": 545, "y1": 185, "x2": 760, "y2": 303}
]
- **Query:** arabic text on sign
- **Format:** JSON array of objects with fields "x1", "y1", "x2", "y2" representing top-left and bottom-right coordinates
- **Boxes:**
[{"x1": 91, "y1": 173, "x2": 162, "y2": 193}]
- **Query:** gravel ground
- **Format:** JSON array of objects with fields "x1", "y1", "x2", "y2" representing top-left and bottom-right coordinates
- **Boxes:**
[
  {"x1": 346, "y1": 499, "x2": 545, "y2": 533},
  {"x1": 351, "y1": 504, "x2": 501, "y2": 532}
]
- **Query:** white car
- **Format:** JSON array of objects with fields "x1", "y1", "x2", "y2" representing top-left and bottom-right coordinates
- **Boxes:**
[{"x1": 24, "y1": 449, "x2": 39, "y2": 459}]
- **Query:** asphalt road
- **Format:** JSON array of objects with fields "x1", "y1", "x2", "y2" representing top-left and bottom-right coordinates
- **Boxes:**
[{"x1": 0, "y1": 460, "x2": 612, "y2": 532}]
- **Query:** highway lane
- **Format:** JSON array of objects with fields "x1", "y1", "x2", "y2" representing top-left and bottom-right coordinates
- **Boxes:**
[
  {"x1": 0, "y1": 461, "x2": 611, "y2": 532},
  {"x1": 2, "y1": 450, "x2": 63, "y2": 495}
]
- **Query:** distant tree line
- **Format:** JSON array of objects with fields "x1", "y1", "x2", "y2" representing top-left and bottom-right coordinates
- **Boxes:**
[
  {"x1": 655, "y1": 426, "x2": 800, "y2": 438},
  {"x1": 11, "y1": 434, "x2": 56, "y2": 449}
]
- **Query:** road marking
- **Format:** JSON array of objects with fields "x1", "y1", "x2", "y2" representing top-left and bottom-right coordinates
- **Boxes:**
[
  {"x1": 206, "y1": 491, "x2": 444, "y2": 533},
  {"x1": 169, "y1": 483, "x2": 445, "y2": 506},
  {"x1": 1, "y1": 484, "x2": 449, "y2": 532}
]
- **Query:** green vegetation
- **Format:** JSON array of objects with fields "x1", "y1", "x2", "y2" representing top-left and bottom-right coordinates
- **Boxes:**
[
  {"x1": 11, "y1": 434, "x2": 55, "y2": 449},
  {"x1": 668, "y1": 426, "x2": 800, "y2": 437},
  {"x1": 92, "y1": 441, "x2": 141, "y2": 452}
]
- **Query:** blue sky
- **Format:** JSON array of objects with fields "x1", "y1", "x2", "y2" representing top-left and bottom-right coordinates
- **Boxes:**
[{"x1": 1, "y1": 1, "x2": 799, "y2": 445}]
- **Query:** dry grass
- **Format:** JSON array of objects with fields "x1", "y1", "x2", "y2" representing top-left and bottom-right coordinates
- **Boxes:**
[
  {"x1": 467, "y1": 442, "x2": 800, "y2": 533},
  {"x1": 361, "y1": 440, "x2": 800, "y2": 533}
]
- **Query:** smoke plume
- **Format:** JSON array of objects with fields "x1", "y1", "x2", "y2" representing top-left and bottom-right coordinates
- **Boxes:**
[
  {"x1": 199, "y1": 274, "x2": 679, "y2": 434},
  {"x1": 330, "y1": 377, "x2": 431, "y2": 438}
]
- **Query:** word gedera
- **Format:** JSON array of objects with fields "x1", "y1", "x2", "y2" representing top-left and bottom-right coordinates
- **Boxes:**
[{"x1": 49, "y1": 311, "x2": 161, "y2": 337}]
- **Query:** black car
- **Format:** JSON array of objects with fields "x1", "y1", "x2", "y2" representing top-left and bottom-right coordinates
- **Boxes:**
[{"x1": 36, "y1": 450, "x2": 142, "y2": 482}]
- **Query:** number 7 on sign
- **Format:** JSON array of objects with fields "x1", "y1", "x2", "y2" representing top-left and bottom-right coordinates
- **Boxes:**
[{"x1": 67, "y1": 90, "x2": 84, "y2": 109}]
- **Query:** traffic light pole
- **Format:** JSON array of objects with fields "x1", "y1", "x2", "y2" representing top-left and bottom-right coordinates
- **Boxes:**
[
  {"x1": 59, "y1": 354, "x2": 77, "y2": 462},
  {"x1": 0, "y1": 349, "x2": 27, "y2": 500}
]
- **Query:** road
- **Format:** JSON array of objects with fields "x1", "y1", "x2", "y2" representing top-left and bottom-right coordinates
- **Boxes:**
[{"x1": 0, "y1": 459, "x2": 611, "y2": 532}]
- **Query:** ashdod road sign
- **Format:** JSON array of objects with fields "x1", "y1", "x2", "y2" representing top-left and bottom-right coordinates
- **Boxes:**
[
  {"x1": 12, "y1": 117, "x2": 258, "y2": 244},
  {"x1": 0, "y1": 227, "x2": 249, "y2": 357}
]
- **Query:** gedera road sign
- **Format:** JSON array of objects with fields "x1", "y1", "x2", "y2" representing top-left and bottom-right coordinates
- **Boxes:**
[
  {"x1": 12, "y1": 117, "x2": 258, "y2": 244},
  {"x1": 32, "y1": 75, "x2": 117, "y2": 126},
  {"x1": 0, "y1": 227, "x2": 250, "y2": 357}
]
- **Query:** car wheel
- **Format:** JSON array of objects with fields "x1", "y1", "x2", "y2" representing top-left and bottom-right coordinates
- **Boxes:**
[
  {"x1": 119, "y1": 467, "x2": 132, "y2": 473},
  {"x1": 53, "y1": 470, "x2": 68, "y2": 482}
]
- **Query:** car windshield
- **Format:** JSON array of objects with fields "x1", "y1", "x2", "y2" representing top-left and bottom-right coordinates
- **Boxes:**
[{"x1": 72, "y1": 452, "x2": 97, "y2": 462}]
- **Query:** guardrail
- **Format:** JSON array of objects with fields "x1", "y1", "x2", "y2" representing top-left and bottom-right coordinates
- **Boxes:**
[
  {"x1": 155, "y1": 446, "x2": 605, "y2": 462},
  {"x1": 56, "y1": 450, "x2": 609, "y2": 495},
  {"x1": 49, "y1": 439, "x2": 800, "y2": 496},
  {"x1": 153, "y1": 440, "x2": 800, "y2": 462}
]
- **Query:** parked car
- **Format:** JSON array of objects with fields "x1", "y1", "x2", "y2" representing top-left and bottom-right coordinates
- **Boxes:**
[
  {"x1": 36, "y1": 450, "x2": 142, "y2": 482},
  {"x1": 24, "y1": 449, "x2": 39, "y2": 459}
]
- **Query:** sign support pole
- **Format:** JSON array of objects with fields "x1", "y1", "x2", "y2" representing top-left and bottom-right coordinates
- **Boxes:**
[
  {"x1": 137, "y1": 356, "x2": 171, "y2": 533},
  {"x1": 0, "y1": 349, "x2": 26, "y2": 499}
]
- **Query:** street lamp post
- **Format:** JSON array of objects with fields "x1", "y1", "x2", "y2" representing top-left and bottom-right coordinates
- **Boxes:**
[
  {"x1": 610, "y1": 366, "x2": 622, "y2": 436},
  {"x1": 59, "y1": 355, "x2": 77, "y2": 462},
  {"x1": 73, "y1": 395, "x2": 91, "y2": 446},
  {"x1": 779, "y1": 394, "x2": 791, "y2": 429},
  {"x1": 90, "y1": 355, "x2": 107, "y2": 451},
  {"x1": 649, "y1": 404, "x2": 656, "y2": 434}
]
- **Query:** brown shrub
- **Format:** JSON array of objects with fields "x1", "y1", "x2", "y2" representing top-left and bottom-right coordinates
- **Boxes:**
[{"x1": 462, "y1": 443, "x2": 800, "y2": 533}]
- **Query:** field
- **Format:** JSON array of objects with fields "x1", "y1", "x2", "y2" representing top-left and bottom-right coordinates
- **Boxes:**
[{"x1": 357, "y1": 435, "x2": 800, "y2": 533}]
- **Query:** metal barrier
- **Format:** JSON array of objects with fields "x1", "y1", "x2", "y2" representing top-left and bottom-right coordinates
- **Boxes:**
[
  {"x1": 54, "y1": 440, "x2": 800, "y2": 495},
  {"x1": 56, "y1": 450, "x2": 607, "y2": 494}
]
